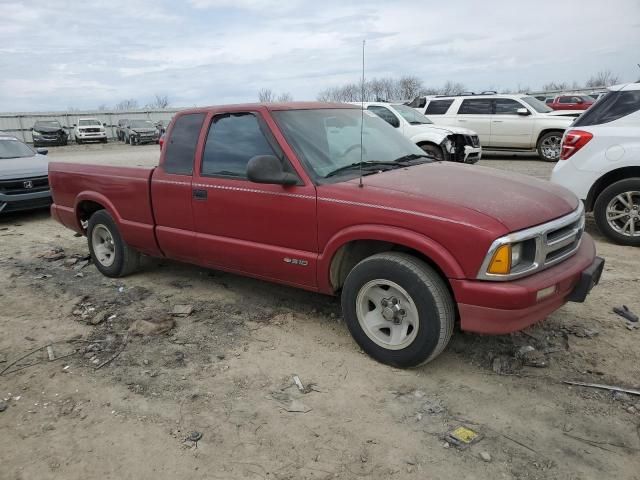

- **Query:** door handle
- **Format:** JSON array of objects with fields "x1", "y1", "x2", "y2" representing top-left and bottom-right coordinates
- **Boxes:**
[
  {"x1": 492, "y1": 120, "x2": 504, "y2": 123},
  {"x1": 193, "y1": 189, "x2": 207, "y2": 200},
  {"x1": 458, "y1": 119, "x2": 467, "y2": 122}
]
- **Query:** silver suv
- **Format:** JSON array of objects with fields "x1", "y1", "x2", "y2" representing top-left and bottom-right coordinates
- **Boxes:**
[{"x1": 409, "y1": 93, "x2": 582, "y2": 161}]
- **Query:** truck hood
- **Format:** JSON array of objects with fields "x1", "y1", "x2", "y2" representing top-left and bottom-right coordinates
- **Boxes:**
[
  {"x1": 131, "y1": 128, "x2": 157, "y2": 133},
  {"x1": 345, "y1": 162, "x2": 578, "y2": 232},
  {"x1": 34, "y1": 126, "x2": 66, "y2": 134},
  {"x1": 0, "y1": 154, "x2": 50, "y2": 179}
]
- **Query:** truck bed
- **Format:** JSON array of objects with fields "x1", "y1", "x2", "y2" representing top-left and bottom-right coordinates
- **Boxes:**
[{"x1": 48, "y1": 162, "x2": 161, "y2": 256}]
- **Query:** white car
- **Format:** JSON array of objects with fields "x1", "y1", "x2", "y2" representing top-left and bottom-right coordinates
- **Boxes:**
[
  {"x1": 408, "y1": 93, "x2": 582, "y2": 162},
  {"x1": 551, "y1": 82, "x2": 640, "y2": 246},
  {"x1": 73, "y1": 118, "x2": 107, "y2": 144},
  {"x1": 353, "y1": 102, "x2": 482, "y2": 163}
]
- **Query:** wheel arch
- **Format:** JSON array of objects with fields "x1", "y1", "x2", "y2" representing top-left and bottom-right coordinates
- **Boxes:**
[
  {"x1": 585, "y1": 166, "x2": 640, "y2": 212},
  {"x1": 319, "y1": 225, "x2": 464, "y2": 294},
  {"x1": 74, "y1": 192, "x2": 122, "y2": 231},
  {"x1": 536, "y1": 128, "x2": 565, "y2": 145}
]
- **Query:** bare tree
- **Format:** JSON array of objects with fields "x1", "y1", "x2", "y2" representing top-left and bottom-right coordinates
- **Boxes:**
[
  {"x1": 258, "y1": 88, "x2": 275, "y2": 102},
  {"x1": 542, "y1": 81, "x2": 569, "y2": 92},
  {"x1": 439, "y1": 80, "x2": 467, "y2": 96},
  {"x1": 276, "y1": 92, "x2": 293, "y2": 102},
  {"x1": 115, "y1": 99, "x2": 139, "y2": 110},
  {"x1": 397, "y1": 75, "x2": 423, "y2": 100},
  {"x1": 97, "y1": 104, "x2": 108, "y2": 111},
  {"x1": 585, "y1": 70, "x2": 620, "y2": 88},
  {"x1": 149, "y1": 94, "x2": 170, "y2": 109}
]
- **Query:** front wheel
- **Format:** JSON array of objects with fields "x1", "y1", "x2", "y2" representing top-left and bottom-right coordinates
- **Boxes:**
[
  {"x1": 87, "y1": 210, "x2": 140, "y2": 277},
  {"x1": 129, "y1": 135, "x2": 135, "y2": 146},
  {"x1": 594, "y1": 178, "x2": 640, "y2": 246},
  {"x1": 341, "y1": 252, "x2": 455, "y2": 368},
  {"x1": 536, "y1": 131, "x2": 562, "y2": 162},
  {"x1": 419, "y1": 143, "x2": 445, "y2": 162}
]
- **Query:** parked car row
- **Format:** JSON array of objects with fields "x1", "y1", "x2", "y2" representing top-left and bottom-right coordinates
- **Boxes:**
[{"x1": 407, "y1": 93, "x2": 581, "y2": 161}]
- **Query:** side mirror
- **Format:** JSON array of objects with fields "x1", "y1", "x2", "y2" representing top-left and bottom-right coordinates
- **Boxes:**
[
  {"x1": 247, "y1": 155, "x2": 298, "y2": 186},
  {"x1": 72, "y1": 123, "x2": 77, "y2": 127},
  {"x1": 516, "y1": 108, "x2": 530, "y2": 116},
  {"x1": 36, "y1": 148, "x2": 48, "y2": 155},
  {"x1": 30, "y1": 127, "x2": 34, "y2": 131},
  {"x1": 103, "y1": 123, "x2": 107, "y2": 127}
]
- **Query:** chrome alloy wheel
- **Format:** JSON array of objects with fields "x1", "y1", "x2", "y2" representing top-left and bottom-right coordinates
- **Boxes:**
[
  {"x1": 355, "y1": 279, "x2": 420, "y2": 350},
  {"x1": 606, "y1": 191, "x2": 640, "y2": 237},
  {"x1": 91, "y1": 224, "x2": 116, "y2": 267},
  {"x1": 540, "y1": 135, "x2": 561, "y2": 161}
]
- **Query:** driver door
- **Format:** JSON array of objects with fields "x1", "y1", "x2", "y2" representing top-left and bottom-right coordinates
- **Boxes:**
[
  {"x1": 191, "y1": 110, "x2": 318, "y2": 288},
  {"x1": 489, "y1": 99, "x2": 534, "y2": 148}
]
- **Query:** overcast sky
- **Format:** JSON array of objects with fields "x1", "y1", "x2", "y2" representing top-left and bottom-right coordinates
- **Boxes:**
[{"x1": 1, "y1": 0, "x2": 639, "y2": 112}]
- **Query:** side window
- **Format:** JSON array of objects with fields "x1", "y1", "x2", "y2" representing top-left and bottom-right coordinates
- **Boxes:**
[
  {"x1": 558, "y1": 97, "x2": 573, "y2": 104},
  {"x1": 458, "y1": 99, "x2": 492, "y2": 114},
  {"x1": 494, "y1": 99, "x2": 525, "y2": 114},
  {"x1": 425, "y1": 99, "x2": 454, "y2": 115},
  {"x1": 164, "y1": 113, "x2": 205, "y2": 175},
  {"x1": 367, "y1": 106, "x2": 400, "y2": 128},
  {"x1": 201, "y1": 113, "x2": 277, "y2": 178},
  {"x1": 574, "y1": 91, "x2": 640, "y2": 126}
]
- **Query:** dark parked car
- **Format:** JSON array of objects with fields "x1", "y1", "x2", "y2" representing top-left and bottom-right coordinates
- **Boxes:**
[
  {"x1": 31, "y1": 120, "x2": 68, "y2": 147},
  {"x1": 0, "y1": 134, "x2": 52, "y2": 214},
  {"x1": 124, "y1": 119, "x2": 159, "y2": 145}
]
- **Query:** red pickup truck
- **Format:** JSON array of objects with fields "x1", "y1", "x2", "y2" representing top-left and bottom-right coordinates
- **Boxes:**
[{"x1": 49, "y1": 102, "x2": 604, "y2": 368}]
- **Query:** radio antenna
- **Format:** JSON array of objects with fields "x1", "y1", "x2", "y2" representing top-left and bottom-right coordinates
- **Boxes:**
[{"x1": 359, "y1": 39, "x2": 366, "y2": 188}]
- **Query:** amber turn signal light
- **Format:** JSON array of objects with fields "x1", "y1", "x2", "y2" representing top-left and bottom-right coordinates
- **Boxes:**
[{"x1": 487, "y1": 244, "x2": 511, "y2": 274}]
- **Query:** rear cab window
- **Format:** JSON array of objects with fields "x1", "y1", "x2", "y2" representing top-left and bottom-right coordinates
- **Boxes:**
[
  {"x1": 164, "y1": 113, "x2": 205, "y2": 175},
  {"x1": 425, "y1": 99, "x2": 454, "y2": 115},
  {"x1": 573, "y1": 90, "x2": 640, "y2": 126}
]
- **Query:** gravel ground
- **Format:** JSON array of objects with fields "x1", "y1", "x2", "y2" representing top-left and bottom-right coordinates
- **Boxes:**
[{"x1": 1, "y1": 142, "x2": 639, "y2": 480}]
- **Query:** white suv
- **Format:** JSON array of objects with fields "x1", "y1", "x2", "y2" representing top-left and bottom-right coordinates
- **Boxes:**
[
  {"x1": 73, "y1": 118, "x2": 107, "y2": 144},
  {"x1": 353, "y1": 102, "x2": 482, "y2": 163},
  {"x1": 551, "y1": 83, "x2": 640, "y2": 246},
  {"x1": 409, "y1": 93, "x2": 581, "y2": 162}
]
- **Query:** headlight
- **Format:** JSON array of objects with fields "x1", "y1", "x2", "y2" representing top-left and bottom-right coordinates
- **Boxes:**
[
  {"x1": 32, "y1": 130, "x2": 42, "y2": 136},
  {"x1": 484, "y1": 239, "x2": 537, "y2": 277}
]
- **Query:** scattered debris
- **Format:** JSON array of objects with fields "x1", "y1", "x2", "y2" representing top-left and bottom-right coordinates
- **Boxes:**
[
  {"x1": 47, "y1": 346, "x2": 55, "y2": 361},
  {"x1": 445, "y1": 426, "x2": 483, "y2": 449},
  {"x1": 95, "y1": 334, "x2": 129, "y2": 370},
  {"x1": 517, "y1": 346, "x2": 548, "y2": 368},
  {"x1": 491, "y1": 355, "x2": 520, "y2": 375},
  {"x1": 479, "y1": 451, "x2": 492, "y2": 462},
  {"x1": 186, "y1": 431, "x2": 203, "y2": 442},
  {"x1": 613, "y1": 305, "x2": 638, "y2": 323},
  {"x1": 33, "y1": 274, "x2": 52, "y2": 280},
  {"x1": 128, "y1": 318, "x2": 175, "y2": 336},
  {"x1": 293, "y1": 375, "x2": 305, "y2": 392},
  {"x1": 172, "y1": 304, "x2": 193, "y2": 317},
  {"x1": 562, "y1": 325, "x2": 599, "y2": 338},
  {"x1": 285, "y1": 399, "x2": 312, "y2": 413},
  {"x1": 563, "y1": 381, "x2": 640, "y2": 396},
  {"x1": 0, "y1": 400, "x2": 7, "y2": 412},
  {"x1": 39, "y1": 248, "x2": 65, "y2": 262},
  {"x1": 73, "y1": 260, "x2": 90, "y2": 271},
  {"x1": 291, "y1": 375, "x2": 317, "y2": 394}
]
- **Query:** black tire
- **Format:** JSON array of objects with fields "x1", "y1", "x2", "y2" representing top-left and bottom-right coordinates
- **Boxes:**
[
  {"x1": 87, "y1": 210, "x2": 140, "y2": 277},
  {"x1": 593, "y1": 178, "x2": 640, "y2": 246},
  {"x1": 76, "y1": 138, "x2": 82, "y2": 145},
  {"x1": 341, "y1": 252, "x2": 455, "y2": 368},
  {"x1": 419, "y1": 143, "x2": 445, "y2": 162},
  {"x1": 101, "y1": 138, "x2": 108, "y2": 143},
  {"x1": 129, "y1": 135, "x2": 135, "y2": 146},
  {"x1": 536, "y1": 131, "x2": 563, "y2": 162}
]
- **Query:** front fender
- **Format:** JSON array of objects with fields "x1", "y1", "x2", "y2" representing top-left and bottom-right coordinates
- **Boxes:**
[
  {"x1": 410, "y1": 132, "x2": 447, "y2": 145},
  {"x1": 317, "y1": 224, "x2": 465, "y2": 293}
]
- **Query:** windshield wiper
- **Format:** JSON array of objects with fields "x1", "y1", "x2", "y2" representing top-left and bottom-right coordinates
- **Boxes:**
[
  {"x1": 325, "y1": 161, "x2": 400, "y2": 178},
  {"x1": 391, "y1": 153, "x2": 431, "y2": 163}
]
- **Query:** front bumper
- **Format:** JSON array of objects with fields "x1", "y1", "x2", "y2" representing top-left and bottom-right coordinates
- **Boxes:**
[
  {"x1": 76, "y1": 131, "x2": 107, "y2": 141},
  {"x1": 33, "y1": 135, "x2": 67, "y2": 145},
  {"x1": 451, "y1": 234, "x2": 601, "y2": 334},
  {"x1": 0, "y1": 190, "x2": 52, "y2": 214}
]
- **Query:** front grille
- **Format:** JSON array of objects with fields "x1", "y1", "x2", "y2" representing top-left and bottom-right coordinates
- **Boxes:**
[
  {"x1": 0, "y1": 176, "x2": 50, "y2": 195},
  {"x1": 542, "y1": 215, "x2": 584, "y2": 266},
  {"x1": 83, "y1": 128, "x2": 100, "y2": 133}
]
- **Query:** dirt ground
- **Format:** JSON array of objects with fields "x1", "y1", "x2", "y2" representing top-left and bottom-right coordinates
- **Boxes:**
[{"x1": 1, "y1": 143, "x2": 639, "y2": 480}]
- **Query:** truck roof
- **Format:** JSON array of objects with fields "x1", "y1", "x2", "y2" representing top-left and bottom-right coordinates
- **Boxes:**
[{"x1": 176, "y1": 101, "x2": 357, "y2": 114}]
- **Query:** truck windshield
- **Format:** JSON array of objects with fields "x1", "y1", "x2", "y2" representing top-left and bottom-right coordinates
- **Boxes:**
[
  {"x1": 391, "y1": 104, "x2": 433, "y2": 124},
  {"x1": 521, "y1": 96, "x2": 553, "y2": 113},
  {"x1": 130, "y1": 120, "x2": 155, "y2": 128},
  {"x1": 79, "y1": 120, "x2": 101, "y2": 126},
  {"x1": 272, "y1": 108, "x2": 429, "y2": 181},
  {"x1": 0, "y1": 138, "x2": 35, "y2": 159},
  {"x1": 35, "y1": 121, "x2": 61, "y2": 128}
]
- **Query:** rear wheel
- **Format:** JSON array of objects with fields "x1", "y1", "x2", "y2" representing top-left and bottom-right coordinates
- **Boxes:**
[
  {"x1": 341, "y1": 252, "x2": 455, "y2": 368},
  {"x1": 87, "y1": 210, "x2": 140, "y2": 277},
  {"x1": 536, "y1": 131, "x2": 562, "y2": 162},
  {"x1": 594, "y1": 178, "x2": 640, "y2": 246},
  {"x1": 419, "y1": 143, "x2": 445, "y2": 162}
]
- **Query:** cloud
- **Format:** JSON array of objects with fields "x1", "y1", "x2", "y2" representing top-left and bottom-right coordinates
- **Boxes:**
[{"x1": 0, "y1": 0, "x2": 638, "y2": 111}]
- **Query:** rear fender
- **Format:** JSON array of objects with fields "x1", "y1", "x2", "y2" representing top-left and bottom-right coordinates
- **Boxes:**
[{"x1": 317, "y1": 224, "x2": 465, "y2": 293}]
